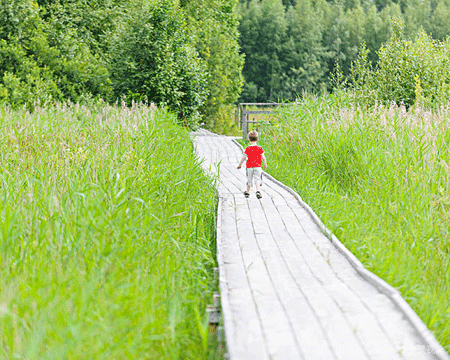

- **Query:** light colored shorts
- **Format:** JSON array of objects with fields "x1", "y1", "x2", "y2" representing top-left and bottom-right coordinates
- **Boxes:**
[{"x1": 246, "y1": 167, "x2": 263, "y2": 187}]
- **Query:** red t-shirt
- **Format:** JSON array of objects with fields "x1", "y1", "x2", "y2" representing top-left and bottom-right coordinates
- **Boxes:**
[{"x1": 245, "y1": 145, "x2": 264, "y2": 168}]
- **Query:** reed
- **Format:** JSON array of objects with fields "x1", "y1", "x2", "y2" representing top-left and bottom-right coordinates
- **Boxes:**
[{"x1": 0, "y1": 101, "x2": 219, "y2": 359}]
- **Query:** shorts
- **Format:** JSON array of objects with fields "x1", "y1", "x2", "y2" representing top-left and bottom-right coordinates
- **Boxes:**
[{"x1": 246, "y1": 167, "x2": 263, "y2": 187}]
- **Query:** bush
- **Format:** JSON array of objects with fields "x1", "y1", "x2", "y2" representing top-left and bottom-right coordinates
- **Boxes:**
[
  {"x1": 109, "y1": 0, "x2": 208, "y2": 127},
  {"x1": 350, "y1": 17, "x2": 450, "y2": 108},
  {"x1": 0, "y1": 0, "x2": 112, "y2": 108},
  {"x1": 0, "y1": 38, "x2": 62, "y2": 107}
]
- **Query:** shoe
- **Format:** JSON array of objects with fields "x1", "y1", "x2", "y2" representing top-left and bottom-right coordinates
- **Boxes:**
[
  {"x1": 244, "y1": 191, "x2": 250, "y2": 198},
  {"x1": 256, "y1": 191, "x2": 262, "y2": 199}
]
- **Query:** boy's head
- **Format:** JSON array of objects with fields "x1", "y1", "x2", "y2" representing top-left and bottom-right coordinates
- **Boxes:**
[{"x1": 248, "y1": 130, "x2": 259, "y2": 142}]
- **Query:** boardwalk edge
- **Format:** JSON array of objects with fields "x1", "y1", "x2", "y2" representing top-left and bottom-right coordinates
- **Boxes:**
[
  {"x1": 215, "y1": 194, "x2": 235, "y2": 360},
  {"x1": 231, "y1": 138, "x2": 450, "y2": 360}
]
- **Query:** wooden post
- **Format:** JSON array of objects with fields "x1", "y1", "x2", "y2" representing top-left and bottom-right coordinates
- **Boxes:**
[
  {"x1": 241, "y1": 104, "x2": 247, "y2": 139},
  {"x1": 239, "y1": 103, "x2": 292, "y2": 139}
]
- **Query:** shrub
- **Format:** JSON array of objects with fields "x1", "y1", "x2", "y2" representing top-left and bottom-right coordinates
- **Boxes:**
[
  {"x1": 109, "y1": 0, "x2": 208, "y2": 127},
  {"x1": 0, "y1": 0, "x2": 112, "y2": 108},
  {"x1": 350, "y1": 17, "x2": 450, "y2": 108}
]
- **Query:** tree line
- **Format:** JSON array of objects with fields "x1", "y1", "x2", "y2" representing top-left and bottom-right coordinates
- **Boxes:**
[
  {"x1": 2, "y1": 0, "x2": 450, "y2": 128},
  {"x1": 0, "y1": 0, "x2": 244, "y2": 129},
  {"x1": 238, "y1": 0, "x2": 450, "y2": 104}
]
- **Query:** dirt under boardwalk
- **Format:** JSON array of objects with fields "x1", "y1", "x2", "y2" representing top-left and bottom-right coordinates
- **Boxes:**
[{"x1": 192, "y1": 129, "x2": 448, "y2": 360}]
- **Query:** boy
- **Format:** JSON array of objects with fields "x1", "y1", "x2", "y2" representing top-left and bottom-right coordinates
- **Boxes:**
[{"x1": 237, "y1": 130, "x2": 267, "y2": 199}]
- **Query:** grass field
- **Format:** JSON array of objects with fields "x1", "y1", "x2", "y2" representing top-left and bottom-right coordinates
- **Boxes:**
[
  {"x1": 257, "y1": 95, "x2": 450, "y2": 352},
  {"x1": 0, "y1": 102, "x2": 219, "y2": 359}
]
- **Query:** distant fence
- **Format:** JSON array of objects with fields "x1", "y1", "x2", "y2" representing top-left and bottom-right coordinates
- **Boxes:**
[{"x1": 238, "y1": 103, "x2": 291, "y2": 139}]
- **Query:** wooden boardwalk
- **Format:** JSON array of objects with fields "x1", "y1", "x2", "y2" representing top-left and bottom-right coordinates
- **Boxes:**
[{"x1": 192, "y1": 130, "x2": 449, "y2": 360}]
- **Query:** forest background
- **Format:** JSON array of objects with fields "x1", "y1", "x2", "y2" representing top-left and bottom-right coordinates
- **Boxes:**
[
  {"x1": 239, "y1": 0, "x2": 450, "y2": 107},
  {"x1": 3, "y1": 0, "x2": 450, "y2": 128},
  {"x1": 0, "y1": 0, "x2": 244, "y2": 131}
]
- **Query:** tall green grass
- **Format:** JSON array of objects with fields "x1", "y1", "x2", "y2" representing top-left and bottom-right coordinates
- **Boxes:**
[
  {"x1": 262, "y1": 96, "x2": 450, "y2": 352},
  {"x1": 0, "y1": 101, "x2": 218, "y2": 359}
]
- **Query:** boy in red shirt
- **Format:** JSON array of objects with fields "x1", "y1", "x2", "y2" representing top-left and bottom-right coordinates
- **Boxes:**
[{"x1": 237, "y1": 130, "x2": 267, "y2": 199}]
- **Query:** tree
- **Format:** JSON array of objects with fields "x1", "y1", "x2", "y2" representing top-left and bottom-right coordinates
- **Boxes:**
[
  {"x1": 321, "y1": 0, "x2": 360, "y2": 82},
  {"x1": 182, "y1": 0, "x2": 244, "y2": 131},
  {"x1": 350, "y1": 17, "x2": 450, "y2": 107},
  {"x1": 109, "y1": 0, "x2": 208, "y2": 124},
  {"x1": 239, "y1": 0, "x2": 288, "y2": 102},
  {"x1": 362, "y1": 3, "x2": 398, "y2": 66},
  {"x1": 428, "y1": 0, "x2": 450, "y2": 40},
  {"x1": 40, "y1": 0, "x2": 128, "y2": 55},
  {"x1": 238, "y1": 0, "x2": 263, "y2": 101},
  {"x1": 284, "y1": 0, "x2": 332, "y2": 96},
  {"x1": 403, "y1": 0, "x2": 432, "y2": 39},
  {"x1": 0, "y1": 0, "x2": 111, "y2": 107}
]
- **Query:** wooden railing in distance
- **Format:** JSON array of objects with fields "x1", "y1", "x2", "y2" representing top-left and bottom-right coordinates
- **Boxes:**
[{"x1": 239, "y1": 103, "x2": 290, "y2": 139}]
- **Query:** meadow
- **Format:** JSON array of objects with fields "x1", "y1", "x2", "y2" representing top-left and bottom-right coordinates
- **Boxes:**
[
  {"x1": 259, "y1": 95, "x2": 450, "y2": 351},
  {"x1": 0, "y1": 102, "x2": 219, "y2": 359}
]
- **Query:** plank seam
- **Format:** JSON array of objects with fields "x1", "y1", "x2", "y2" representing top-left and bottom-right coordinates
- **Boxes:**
[
  {"x1": 267, "y1": 196, "x2": 390, "y2": 359},
  {"x1": 247, "y1": 199, "x2": 306, "y2": 359}
]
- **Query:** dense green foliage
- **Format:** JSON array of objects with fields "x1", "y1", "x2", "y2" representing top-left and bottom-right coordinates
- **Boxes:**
[
  {"x1": 183, "y1": 0, "x2": 245, "y2": 131},
  {"x1": 0, "y1": 103, "x2": 219, "y2": 358},
  {"x1": 109, "y1": 1, "x2": 208, "y2": 125},
  {"x1": 0, "y1": 0, "x2": 243, "y2": 129},
  {"x1": 349, "y1": 18, "x2": 450, "y2": 107},
  {"x1": 0, "y1": 0, "x2": 111, "y2": 107},
  {"x1": 260, "y1": 95, "x2": 450, "y2": 351},
  {"x1": 238, "y1": 0, "x2": 450, "y2": 103}
]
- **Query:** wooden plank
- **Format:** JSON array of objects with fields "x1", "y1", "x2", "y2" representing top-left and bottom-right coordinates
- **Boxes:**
[
  {"x1": 220, "y1": 195, "x2": 270, "y2": 359},
  {"x1": 258, "y1": 222, "x2": 368, "y2": 359},
  {"x1": 257, "y1": 197, "x2": 404, "y2": 359}
]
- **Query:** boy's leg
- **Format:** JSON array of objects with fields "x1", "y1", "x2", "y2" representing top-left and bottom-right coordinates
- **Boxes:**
[
  {"x1": 244, "y1": 168, "x2": 251, "y2": 197},
  {"x1": 255, "y1": 168, "x2": 262, "y2": 198},
  {"x1": 255, "y1": 168, "x2": 262, "y2": 191},
  {"x1": 246, "y1": 168, "x2": 253, "y2": 192}
]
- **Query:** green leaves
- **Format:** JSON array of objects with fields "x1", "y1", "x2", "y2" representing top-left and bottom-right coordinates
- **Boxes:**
[
  {"x1": 183, "y1": 0, "x2": 244, "y2": 131},
  {"x1": 109, "y1": 0, "x2": 208, "y2": 126},
  {"x1": 239, "y1": 0, "x2": 288, "y2": 102},
  {"x1": 0, "y1": 0, "x2": 112, "y2": 108},
  {"x1": 1, "y1": 0, "x2": 244, "y2": 127},
  {"x1": 0, "y1": 0, "x2": 40, "y2": 41},
  {"x1": 350, "y1": 19, "x2": 450, "y2": 108},
  {"x1": 238, "y1": 0, "x2": 450, "y2": 103}
]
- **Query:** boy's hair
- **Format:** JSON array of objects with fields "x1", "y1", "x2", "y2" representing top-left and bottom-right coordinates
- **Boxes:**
[{"x1": 248, "y1": 130, "x2": 259, "y2": 142}]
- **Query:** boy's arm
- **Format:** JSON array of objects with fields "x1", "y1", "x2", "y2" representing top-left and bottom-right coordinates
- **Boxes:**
[
  {"x1": 262, "y1": 153, "x2": 267, "y2": 169},
  {"x1": 237, "y1": 154, "x2": 246, "y2": 169}
]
